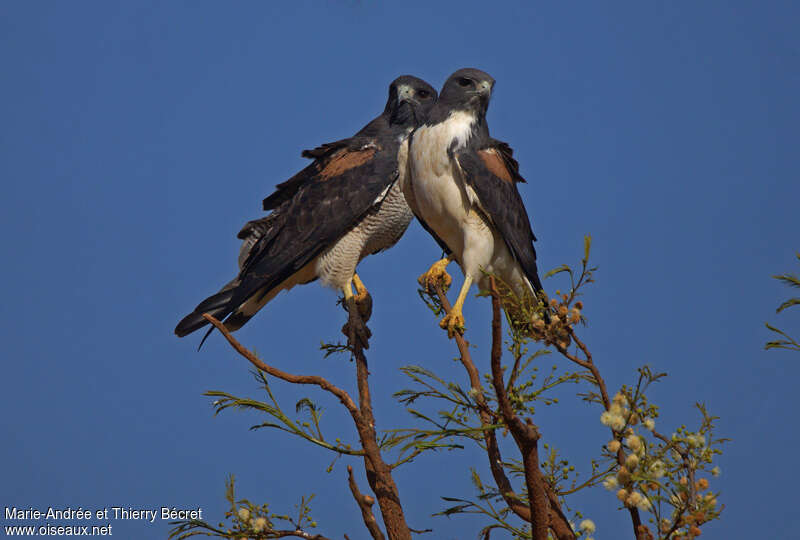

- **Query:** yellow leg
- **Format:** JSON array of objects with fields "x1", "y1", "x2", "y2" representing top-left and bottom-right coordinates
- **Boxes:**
[
  {"x1": 418, "y1": 255, "x2": 454, "y2": 291},
  {"x1": 342, "y1": 278, "x2": 354, "y2": 302},
  {"x1": 351, "y1": 272, "x2": 372, "y2": 320},
  {"x1": 340, "y1": 276, "x2": 371, "y2": 347},
  {"x1": 440, "y1": 274, "x2": 473, "y2": 338},
  {"x1": 352, "y1": 273, "x2": 368, "y2": 303}
]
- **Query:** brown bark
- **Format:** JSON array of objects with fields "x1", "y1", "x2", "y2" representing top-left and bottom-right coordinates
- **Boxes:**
[
  {"x1": 203, "y1": 308, "x2": 411, "y2": 540},
  {"x1": 345, "y1": 304, "x2": 411, "y2": 540},
  {"x1": 556, "y1": 326, "x2": 645, "y2": 539},
  {"x1": 347, "y1": 465, "x2": 385, "y2": 540},
  {"x1": 488, "y1": 280, "x2": 548, "y2": 540},
  {"x1": 431, "y1": 282, "x2": 575, "y2": 540}
]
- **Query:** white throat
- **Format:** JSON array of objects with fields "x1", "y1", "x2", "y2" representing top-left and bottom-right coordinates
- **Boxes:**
[{"x1": 441, "y1": 110, "x2": 476, "y2": 151}]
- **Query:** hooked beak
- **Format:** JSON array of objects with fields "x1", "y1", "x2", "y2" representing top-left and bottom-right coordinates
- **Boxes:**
[
  {"x1": 466, "y1": 80, "x2": 494, "y2": 101},
  {"x1": 397, "y1": 84, "x2": 418, "y2": 105},
  {"x1": 477, "y1": 80, "x2": 493, "y2": 96}
]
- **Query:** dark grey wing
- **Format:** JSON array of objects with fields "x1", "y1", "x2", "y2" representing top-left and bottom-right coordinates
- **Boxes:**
[
  {"x1": 239, "y1": 143, "x2": 395, "y2": 293},
  {"x1": 454, "y1": 142, "x2": 543, "y2": 292},
  {"x1": 174, "y1": 141, "x2": 398, "y2": 337},
  {"x1": 261, "y1": 138, "x2": 355, "y2": 211},
  {"x1": 236, "y1": 214, "x2": 279, "y2": 269}
]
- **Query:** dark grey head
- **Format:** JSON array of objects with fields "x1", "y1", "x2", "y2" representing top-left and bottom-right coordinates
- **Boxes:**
[
  {"x1": 385, "y1": 75, "x2": 438, "y2": 128},
  {"x1": 437, "y1": 68, "x2": 495, "y2": 116}
]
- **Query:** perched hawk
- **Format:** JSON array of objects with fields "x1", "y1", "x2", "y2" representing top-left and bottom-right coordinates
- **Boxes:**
[
  {"x1": 175, "y1": 76, "x2": 437, "y2": 340},
  {"x1": 401, "y1": 68, "x2": 545, "y2": 336}
]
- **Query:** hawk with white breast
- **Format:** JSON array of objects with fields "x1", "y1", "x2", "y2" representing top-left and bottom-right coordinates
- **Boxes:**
[{"x1": 401, "y1": 68, "x2": 546, "y2": 337}]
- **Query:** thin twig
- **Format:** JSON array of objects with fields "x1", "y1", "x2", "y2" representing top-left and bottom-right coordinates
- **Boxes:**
[
  {"x1": 204, "y1": 308, "x2": 411, "y2": 540},
  {"x1": 432, "y1": 283, "x2": 529, "y2": 519},
  {"x1": 202, "y1": 314, "x2": 360, "y2": 420},
  {"x1": 557, "y1": 464, "x2": 616, "y2": 496},
  {"x1": 431, "y1": 282, "x2": 574, "y2": 540},
  {"x1": 257, "y1": 531, "x2": 331, "y2": 540},
  {"x1": 554, "y1": 325, "x2": 644, "y2": 538}
]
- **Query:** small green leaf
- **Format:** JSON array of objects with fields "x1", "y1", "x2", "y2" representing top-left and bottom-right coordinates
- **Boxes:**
[
  {"x1": 776, "y1": 297, "x2": 800, "y2": 313},
  {"x1": 295, "y1": 397, "x2": 317, "y2": 414},
  {"x1": 584, "y1": 235, "x2": 592, "y2": 261},
  {"x1": 543, "y1": 264, "x2": 571, "y2": 279}
]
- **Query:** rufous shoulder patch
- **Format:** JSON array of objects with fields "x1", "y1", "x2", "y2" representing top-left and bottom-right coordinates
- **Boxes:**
[
  {"x1": 478, "y1": 148, "x2": 514, "y2": 183},
  {"x1": 319, "y1": 147, "x2": 376, "y2": 179}
]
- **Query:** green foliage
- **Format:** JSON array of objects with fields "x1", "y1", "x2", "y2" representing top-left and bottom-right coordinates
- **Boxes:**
[
  {"x1": 765, "y1": 252, "x2": 800, "y2": 352},
  {"x1": 434, "y1": 470, "x2": 531, "y2": 539},
  {"x1": 168, "y1": 476, "x2": 318, "y2": 539},
  {"x1": 597, "y1": 369, "x2": 727, "y2": 538},
  {"x1": 181, "y1": 236, "x2": 727, "y2": 539},
  {"x1": 400, "y1": 237, "x2": 726, "y2": 539},
  {"x1": 206, "y1": 369, "x2": 363, "y2": 457},
  {"x1": 385, "y1": 365, "x2": 504, "y2": 468},
  {"x1": 319, "y1": 340, "x2": 352, "y2": 359}
]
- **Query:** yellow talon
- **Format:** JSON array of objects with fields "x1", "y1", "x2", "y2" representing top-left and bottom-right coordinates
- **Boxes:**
[
  {"x1": 439, "y1": 308, "x2": 465, "y2": 338},
  {"x1": 350, "y1": 273, "x2": 373, "y2": 322},
  {"x1": 418, "y1": 256, "x2": 453, "y2": 291},
  {"x1": 341, "y1": 275, "x2": 372, "y2": 348},
  {"x1": 439, "y1": 274, "x2": 473, "y2": 339}
]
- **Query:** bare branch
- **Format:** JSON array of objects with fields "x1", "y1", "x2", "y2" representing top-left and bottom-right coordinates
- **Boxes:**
[
  {"x1": 432, "y1": 283, "x2": 528, "y2": 519},
  {"x1": 342, "y1": 301, "x2": 412, "y2": 540},
  {"x1": 553, "y1": 322, "x2": 645, "y2": 538},
  {"x1": 347, "y1": 465, "x2": 386, "y2": 540},
  {"x1": 430, "y1": 281, "x2": 574, "y2": 540},
  {"x1": 241, "y1": 528, "x2": 332, "y2": 539},
  {"x1": 488, "y1": 278, "x2": 548, "y2": 540},
  {"x1": 203, "y1": 308, "x2": 412, "y2": 540},
  {"x1": 202, "y1": 314, "x2": 360, "y2": 421}
]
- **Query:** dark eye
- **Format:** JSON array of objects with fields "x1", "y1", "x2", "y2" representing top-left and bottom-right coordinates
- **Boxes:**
[
  {"x1": 417, "y1": 89, "x2": 431, "y2": 99},
  {"x1": 457, "y1": 77, "x2": 472, "y2": 87}
]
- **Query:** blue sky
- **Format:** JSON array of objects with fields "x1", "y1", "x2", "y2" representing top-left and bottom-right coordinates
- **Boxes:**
[{"x1": 2, "y1": 1, "x2": 798, "y2": 538}]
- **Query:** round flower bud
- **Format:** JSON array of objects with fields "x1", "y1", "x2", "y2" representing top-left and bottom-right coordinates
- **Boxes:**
[
  {"x1": 579, "y1": 519, "x2": 596, "y2": 534},
  {"x1": 626, "y1": 491, "x2": 643, "y2": 507},
  {"x1": 602, "y1": 476, "x2": 618, "y2": 490},
  {"x1": 253, "y1": 517, "x2": 267, "y2": 532},
  {"x1": 617, "y1": 466, "x2": 631, "y2": 484}
]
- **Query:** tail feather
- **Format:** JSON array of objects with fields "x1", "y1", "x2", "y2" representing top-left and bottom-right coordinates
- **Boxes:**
[
  {"x1": 493, "y1": 275, "x2": 550, "y2": 335},
  {"x1": 174, "y1": 282, "x2": 238, "y2": 338}
]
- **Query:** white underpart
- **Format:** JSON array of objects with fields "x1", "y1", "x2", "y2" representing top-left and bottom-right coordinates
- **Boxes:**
[
  {"x1": 315, "y1": 178, "x2": 413, "y2": 289},
  {"x1": 404, "y1": 110, "x2": 532, "y2": 296}
]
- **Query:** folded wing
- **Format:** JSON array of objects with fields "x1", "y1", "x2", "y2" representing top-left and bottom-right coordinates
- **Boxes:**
[{"x1": 454, "y1": 141, "x2": 543, "y2": 292}]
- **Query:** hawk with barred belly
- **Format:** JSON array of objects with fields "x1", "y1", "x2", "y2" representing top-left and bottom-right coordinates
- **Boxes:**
[{"x1": 175, "y1": 76, "x2": 437, "y2": 341}]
